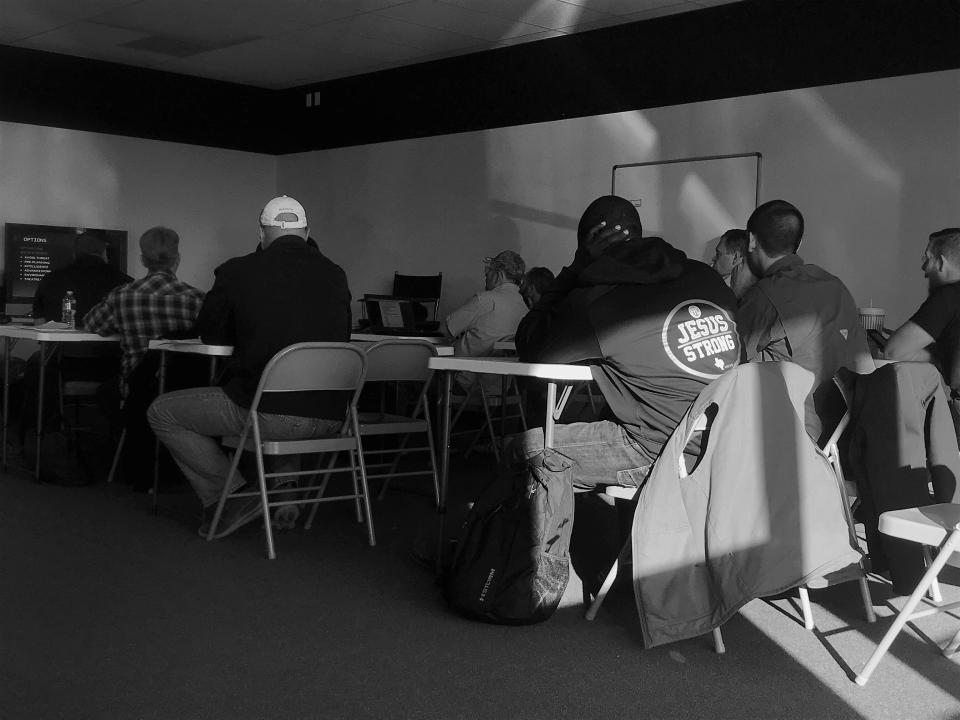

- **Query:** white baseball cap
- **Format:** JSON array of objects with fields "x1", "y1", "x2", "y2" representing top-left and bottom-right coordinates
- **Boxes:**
[{"x1": 260, "y1": 195, "x2": 307, "y2": 229}]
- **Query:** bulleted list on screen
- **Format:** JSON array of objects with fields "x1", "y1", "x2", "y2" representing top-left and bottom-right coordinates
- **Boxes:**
[{"x1": 18, "y1": 248, "x2": 51, "y2": 282}]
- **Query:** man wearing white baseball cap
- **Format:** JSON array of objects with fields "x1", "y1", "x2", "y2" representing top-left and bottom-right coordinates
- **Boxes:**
[{"x1": 149, "y1": 195, "x2": 353, "y2": 539}]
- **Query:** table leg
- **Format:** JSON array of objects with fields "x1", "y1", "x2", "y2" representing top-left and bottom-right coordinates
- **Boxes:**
[
  {"x1": 152, "y1": 350, "x2": 168, "y2": 511},
  {"x1": 35, "y1": 342, "x2": 58, "y2": 481},
  {"x1": 1, "y1": 337, "x2": 9, "y2": 470},
  {"x1": 544, "y1": 381, "x2": 557, "y2": 449},
  {"x1": 500, "y1": 374, "x2": 508, "y2": 458},
  {"x1": 439, "y1": 369, "x2": 452, "y2": 512},
  {"x1": 207, "y1": 356, "x2": 217, "y2": 385}
]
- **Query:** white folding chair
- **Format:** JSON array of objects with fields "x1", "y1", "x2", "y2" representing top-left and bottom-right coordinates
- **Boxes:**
[
  {"x1": 208, "y1": 342, "x2": 372, "y2": 560},
  {"x1": 345, "y1": 339, "x2": 440, "y2": 505},
  {"x1": 855, "y1": 503, "x2": 960, "y2": 685}
]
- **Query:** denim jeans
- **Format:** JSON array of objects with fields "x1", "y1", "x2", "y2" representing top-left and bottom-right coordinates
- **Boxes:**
[
  {"x1": 147, "y1": 387, "x2": 340, "y2": 507},
  {"x1": 504, "y1": 420, "x2": 655, "y2": 492}
]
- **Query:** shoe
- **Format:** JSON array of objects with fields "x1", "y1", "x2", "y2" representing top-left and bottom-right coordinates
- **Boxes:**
[
  {"x1": 272, "y1": 504, "x2": 300, "y2": 530},
  {"x1": 209, "y1": 496, "x2": 263, "y2": 539}
]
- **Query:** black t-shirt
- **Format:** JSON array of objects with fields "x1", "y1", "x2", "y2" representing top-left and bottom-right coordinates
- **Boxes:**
[{"x1": 910, "y1": 282, "x2": 960, "y2": 392}]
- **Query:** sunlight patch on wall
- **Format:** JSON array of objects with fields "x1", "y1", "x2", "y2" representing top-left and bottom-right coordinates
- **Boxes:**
[{"x1": 790, "y1": 88, "x2": 902, "y2": 191}]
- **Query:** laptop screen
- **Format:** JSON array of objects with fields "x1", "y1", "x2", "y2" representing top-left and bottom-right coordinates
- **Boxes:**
[{"x1": 364, "y1": 295, "x2": 418, "y2": 331}]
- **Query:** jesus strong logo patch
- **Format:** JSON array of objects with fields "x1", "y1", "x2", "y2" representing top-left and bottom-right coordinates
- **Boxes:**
[{"x1": 661, "y1": 300, "x2": 740, "y2": 379}]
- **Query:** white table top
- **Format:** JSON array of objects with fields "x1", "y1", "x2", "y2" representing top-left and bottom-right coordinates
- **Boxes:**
[
  {"x1": 351, "y1": 332, "x2": 448, "y2": 344},
  {"x1": 148, "y1": 338, "x2": 235, "y2": 356},
  {"x1": 351, "y1": 334, "x2": 454, "y2": 355},
  {"x1": 428, "y1": 355, "x2": 593, "y2": 381},
  {"x1": 0, "y1": 325, "x2": 119, "y2": 342}
]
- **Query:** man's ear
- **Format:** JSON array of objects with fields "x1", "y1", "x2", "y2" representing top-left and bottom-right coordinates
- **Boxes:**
[
  {"x1": 747, "y1": 233, "x2": 757, "y2": 253},
  {"x1": 140, "y1": 253, "x2": 147, "y2": 270}
]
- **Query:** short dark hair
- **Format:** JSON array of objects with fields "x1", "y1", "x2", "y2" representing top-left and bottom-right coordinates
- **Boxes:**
[
  {"x1": 746, "y1": 200, "x2": 804, "y2": 256},
  {"x1": 140, "y1": 226, "x2": 180, "y2": 272},
  {"x1": 719, "y1": 228, "x2": 749, "y2": 256},
  {"x1": 577, "y1": 195, "x2": 642, "y2": 245},
  {"x1": 928, "y1": 228, "x2": 960, "y2": 267},
  {"x1": 521, "y1": 266, "x2": 555, "y2": 296}
]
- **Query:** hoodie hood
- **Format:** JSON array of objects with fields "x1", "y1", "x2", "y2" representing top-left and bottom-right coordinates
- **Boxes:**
[{"x1": 577, "y1": 236, "x2": 687, "y2": 288}]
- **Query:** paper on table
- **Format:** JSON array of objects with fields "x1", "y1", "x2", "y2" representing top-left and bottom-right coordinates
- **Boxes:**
[{"x1": 35, "y1": 321, "x2": 73, "y2": 331}]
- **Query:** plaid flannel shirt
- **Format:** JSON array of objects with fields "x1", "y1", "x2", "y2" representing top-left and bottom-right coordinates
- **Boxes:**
[{"x1": 83, "y1": 270, "x2": 205, "y2": 377}]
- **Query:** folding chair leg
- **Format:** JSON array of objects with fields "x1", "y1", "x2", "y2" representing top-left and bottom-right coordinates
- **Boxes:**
[
  {"x1": 922, "y1": 545, "x2": 943, "y2": 602},
  {"x1": 349, "y1": 452, "x2": 363, "y2": 522},
  {"x1": 585, "y1": 557, "x2": 619, "y2": 621},
  {"x1": 422, "y1": 400, "x2": 441, "y2": 507},
  {"x1": 855, "y1": 529, "x2": 960, "y2": 685},
  {"x1": 713, "y1": 627, "x2": 726, "y2": 654},
  {"x1": 106, "y1": 428, "x2": 127, "y2": 484},
  {"x1": 251, "y1": 440, "x2": 277, "y2": 560},
  {"x1": 476, "y1": 383, "x2": 501, "y2": 463},
  {"x1": 351, "y1": 410, "x2": 376, "y2": 546},
  {"x1": 377, "y1": 432, "x2": 413, "y2": 501},
  {"x1": 858, "y1": 574, "x2": 877, "y2": 623},
  {"x1": 799, "y1": 586, "x2": 815, "y2": 630},
  {"x1": 304, "y1": 451, "x2": 339, "y2": 530}
]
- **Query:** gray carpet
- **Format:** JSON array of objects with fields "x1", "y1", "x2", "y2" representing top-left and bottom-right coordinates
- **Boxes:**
[{"x1": 1, "y1": 456, "x2": 958, "y2": 720}]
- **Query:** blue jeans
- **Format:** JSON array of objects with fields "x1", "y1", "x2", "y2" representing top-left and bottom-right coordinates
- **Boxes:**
[
  {"x1": 147, "y1": 387, "x2": 340, "y2": 507},
  {"x1": 505, "y1": 420, "x2": 655, "y2": 492}
]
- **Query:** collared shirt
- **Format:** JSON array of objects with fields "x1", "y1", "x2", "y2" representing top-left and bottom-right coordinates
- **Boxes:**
[
  {"x1": 83, "y1": 270, "x2": 205, "y2": 377},
  {"x1": 443, "y1": 282, "x2": 528, "y2": 357},
  {"x1": 736, "y1": 253, "x2": 872, "y2": 439}
]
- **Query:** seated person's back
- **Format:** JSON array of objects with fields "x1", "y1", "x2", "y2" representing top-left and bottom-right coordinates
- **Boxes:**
[{"x1": 736, "y1": 199, "x2": 873, "y2": 440}]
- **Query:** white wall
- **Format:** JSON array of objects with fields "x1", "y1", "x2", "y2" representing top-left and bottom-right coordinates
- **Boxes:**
[
  {"x1": 279, "y1": 68, "x2": 960, "y2": 328},
  {"x1": 0, "y1": 122, "x2": 277, "y2": 291}
]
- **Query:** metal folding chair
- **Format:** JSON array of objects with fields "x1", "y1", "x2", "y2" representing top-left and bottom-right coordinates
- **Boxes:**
[
  {"x1": 208, "y1": 342, "x2": 372, "y2": 560},
  {"x1": 855, "y1": 503, "x2": 960, "y2": 685},
  {"x1": 339, "y1": 339, "x2": 440, "y2": 506}
]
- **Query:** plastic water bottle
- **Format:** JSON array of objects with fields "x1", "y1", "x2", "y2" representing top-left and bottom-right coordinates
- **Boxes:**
[{"x1": 62, "y1": 290, "x2": 76, "y2": 329}]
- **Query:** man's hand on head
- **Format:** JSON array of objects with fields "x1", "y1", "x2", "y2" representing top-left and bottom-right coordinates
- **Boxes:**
[{"x1": 574, "y1": 221, "x2": 632, "y2": 267}]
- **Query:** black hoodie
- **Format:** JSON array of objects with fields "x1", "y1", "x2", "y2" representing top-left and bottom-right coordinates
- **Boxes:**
[{"x1": 516, "y1": 236, "x2": 740, "y2": 460}]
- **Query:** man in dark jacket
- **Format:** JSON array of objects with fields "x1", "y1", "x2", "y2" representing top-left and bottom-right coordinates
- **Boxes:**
[
  {"x1": 510, "y1": 195, "x2": 741, "y2": 491},
  {"x1": 148, "y1": 196, "x2": 352, "y2": 538}
]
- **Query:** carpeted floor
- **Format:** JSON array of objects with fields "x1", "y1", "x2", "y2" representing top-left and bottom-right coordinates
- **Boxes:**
[{"x1": 1, "y1": 450, "x2": 958, "y2": 720}]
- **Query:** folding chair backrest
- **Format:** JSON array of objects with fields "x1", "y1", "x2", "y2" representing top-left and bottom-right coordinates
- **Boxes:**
[
  {"x1": 363, "y1": 339, "x2": 438, "y2": 383},
  {"x1": 393, "y1": 272, "x2": 442, "y2": 300},
  {"x1": 255, "y1": 343, "x2": 366, "y2": 395}
]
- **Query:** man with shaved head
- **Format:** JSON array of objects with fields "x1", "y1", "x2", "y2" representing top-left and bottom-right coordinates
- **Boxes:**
[
  {"x1": 737, "y1": 199, "x2": 872, "y2": 441},
  {"x1": 511, "y1": 195, "x2": 740, "y2": 492}
]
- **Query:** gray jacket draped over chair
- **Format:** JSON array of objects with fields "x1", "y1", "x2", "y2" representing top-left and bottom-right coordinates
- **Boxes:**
[{"x1": 630, "y1": 361, "x2": 864, "y2": 647}]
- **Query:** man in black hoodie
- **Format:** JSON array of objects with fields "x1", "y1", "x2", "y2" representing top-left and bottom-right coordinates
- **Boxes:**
[{"x1": 512, "y1": 195, "x2": 740, "y2": 491}]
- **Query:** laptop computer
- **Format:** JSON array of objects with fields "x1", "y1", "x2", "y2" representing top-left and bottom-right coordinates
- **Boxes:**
[{"x1": 361, "y1": 294, "x2": 443, "y2": 337}]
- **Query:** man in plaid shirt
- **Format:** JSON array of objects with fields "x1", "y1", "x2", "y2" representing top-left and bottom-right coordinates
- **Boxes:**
[{"x1": 85, "y1": 226, "x2": 204, "y2": 487}]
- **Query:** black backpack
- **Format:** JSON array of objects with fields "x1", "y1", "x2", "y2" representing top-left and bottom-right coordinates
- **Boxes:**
[{"x1": 443, "y1": 448, "x2": 575, "y2": 625}]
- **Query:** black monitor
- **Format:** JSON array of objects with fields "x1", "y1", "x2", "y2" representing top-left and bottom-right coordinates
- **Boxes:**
[{"x1": 3, "y1": 223, "x2": 128, "y2": 315}]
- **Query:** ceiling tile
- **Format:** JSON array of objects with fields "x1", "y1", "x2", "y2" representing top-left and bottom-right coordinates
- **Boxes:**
[
  {"x1": 319, "y1": 13, "x2": 485, "y2": 53},
  {"x1": 625, "y1": 2, "x2": 693, "y2": 21},
  {"x1": 437, "y1": 0, "x2": 612, "y2": 31},
  {"x1": 93, "y1": 0, "x2": 300, "y2": 46},
  {"x1": 558, "y1": 0, "x2": 692, "y2": 16},
  {"x1": 495, "y1": 29, "x2": 565, "y2": 46},
  {"x1": 13, "y1": 21, "x2": 181, "y2": 68},
  {"x1": 376, "y1": 1, "x2": 547, "y2": 42}
]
